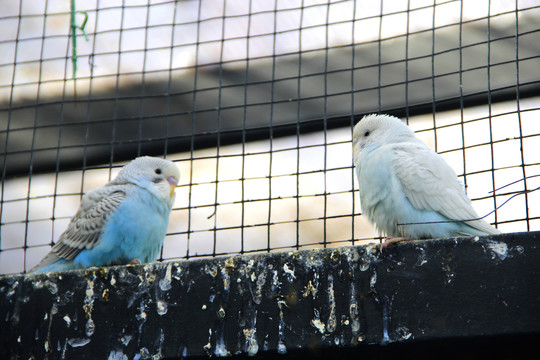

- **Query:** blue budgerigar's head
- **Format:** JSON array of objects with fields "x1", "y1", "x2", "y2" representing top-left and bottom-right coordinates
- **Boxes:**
[{"x1": 113, "y1": 156, "x2": 180, "y2": 204}]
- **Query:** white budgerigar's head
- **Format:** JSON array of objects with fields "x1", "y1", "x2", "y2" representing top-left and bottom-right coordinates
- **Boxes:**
[
  {"x1": 114, "y1": 156, "x2": 180, "y2": 204},
  {"x1": 352, "y1": 114, "x2": 416, "y2": 159}
]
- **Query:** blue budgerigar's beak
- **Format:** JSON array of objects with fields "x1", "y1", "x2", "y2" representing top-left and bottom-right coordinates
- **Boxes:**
[{"x1": 167, "y1": 176, "x2": 178, "y2": 197}]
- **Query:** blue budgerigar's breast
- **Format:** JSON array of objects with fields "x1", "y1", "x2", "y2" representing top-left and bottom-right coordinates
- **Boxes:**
[{"x1": 74, "y1": 188, "x2": 172, "y2": 267}]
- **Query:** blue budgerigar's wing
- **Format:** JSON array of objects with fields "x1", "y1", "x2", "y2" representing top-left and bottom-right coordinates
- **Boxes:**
[
  {"x1": 31, "y1": 185, "x2": 127, "y2": 271},
  {"x1": 392, "y1": 142, "x2": 500, "y2": 235}
]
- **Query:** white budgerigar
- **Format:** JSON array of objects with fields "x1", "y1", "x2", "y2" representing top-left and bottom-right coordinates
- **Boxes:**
[
  {"x1": 352, "y1": 114, "x2": 501, "y2": 248},
  {"x1": 32, "y1": 156, "x2": 180, "y2": 273}
]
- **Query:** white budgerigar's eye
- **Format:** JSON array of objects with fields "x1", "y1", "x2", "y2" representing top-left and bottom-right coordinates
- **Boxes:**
[{"x1": 364, "y1": 131, "x2": 370, "y2": 137}]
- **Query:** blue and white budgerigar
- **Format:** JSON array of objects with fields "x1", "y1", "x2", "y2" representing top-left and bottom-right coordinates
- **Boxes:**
[
  {"x1": 31, "y1": 156, "x2": 180, "y2": 273},
  {"x1": 353, "y1": 114, "x2": 501, "y2": 248}
]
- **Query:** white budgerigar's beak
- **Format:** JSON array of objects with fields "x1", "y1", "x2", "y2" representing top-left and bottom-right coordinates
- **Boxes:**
[
  {"x1": 352, "y1": 137, "x2": 362, "y2": 154},
  {"x1": 167, "y1": 176, "x2": 178, "y2": 197}
]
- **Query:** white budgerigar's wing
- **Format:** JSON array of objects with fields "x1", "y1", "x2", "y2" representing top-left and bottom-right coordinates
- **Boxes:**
[{"x1": 392, "y1": 142, "x2": 499, "y2": 234}]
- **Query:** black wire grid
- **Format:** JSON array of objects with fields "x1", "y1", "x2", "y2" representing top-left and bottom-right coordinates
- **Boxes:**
[{"x1": 1, "y1": 0, "x2": 540, "y2": 274}]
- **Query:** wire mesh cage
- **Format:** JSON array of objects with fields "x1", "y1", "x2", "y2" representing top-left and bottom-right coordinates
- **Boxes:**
[{"x1": 1, "y1": 0, "x2": 540, "y2": 275}]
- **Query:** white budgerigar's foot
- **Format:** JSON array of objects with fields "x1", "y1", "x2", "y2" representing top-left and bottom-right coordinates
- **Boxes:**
[{"x1": 380, "y1": 237, "x2": 409, "y2": 251}]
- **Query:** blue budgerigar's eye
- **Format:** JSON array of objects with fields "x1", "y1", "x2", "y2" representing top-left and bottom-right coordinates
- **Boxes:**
[{"x1": 155, "y1": 168, "x2": 162, "y2": 174}]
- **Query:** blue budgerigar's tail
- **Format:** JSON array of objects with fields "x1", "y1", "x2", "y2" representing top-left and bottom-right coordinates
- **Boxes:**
[{"x1": 32, "y1": 259, "x2": 77, "y2": 273}]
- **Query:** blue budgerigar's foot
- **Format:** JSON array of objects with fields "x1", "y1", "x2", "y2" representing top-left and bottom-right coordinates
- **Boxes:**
[
  {"x1": 380, "y1": 237, "x2": 409, "y2": 251},
  {"x1": 128, "y1": 258, "x2": 142, "y2": 265}
]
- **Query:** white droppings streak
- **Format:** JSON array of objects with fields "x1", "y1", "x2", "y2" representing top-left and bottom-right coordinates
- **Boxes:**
[
  {"x1": 271, "y1": 270, "x2": 280, "y2": 292},
  {"x1": 311, "y1": 318, "x2": 325, "y2": 334},
  {"x1": 222, "y1": 274, "x2": 230, "y2": 291},
  {"x1": 156, "y1": 300, "x2": 168, "y2": 316},
  {"x1": 85, "y1": 318, "x2": 95, "y2": 337},
  {"x1": 326, "y1": 275, "x2": 337, "y2": 333},
  {"x1": 396, "y1": 326, "x2": 413, "y2": 341},
  {"x1": 138, "y1": 347, "x2": 151, "y2": 359},
  {"x1": 370, "y1": 272, "x2": 377, "y2": 289},
  {"x1": 203, "y1": 328, "x2": 212, "y2": 355},
  {"x1": 159, "y1": 263, "x2": 173, "y2": 291},
  {"x1": 205, "y1": 264, "x2": 218, "y2": 278},
  {"x1": 415, "y1": 247, "x2": 428, "y2": 266},
  {"x1": 360, "y1": 245, "x2": 378, "y2": 271},
  {"x1": 7, "y1": 280, "x2": 19, "y2": 297},
  {"x1": 46, "y1": 280, "x2": 58, "y2": 295},
  {"x1": 283, "y1": 263, "x2": 296, "y2": 280},
  {"x1": 156, "y1": 329, "x2": 165, "y2": 359},
  {"x1": 120, "y1": 334, "x2": 132, "y2": 346},
  {"x1": 345, "y1": 247, "x2": 359, "y2": 263},
  {"x1": 277, "y1": 300, "x2": 287, "y2": 354},
  {"x1": 67, "y1": 337, "x2": 91, "y2": 348},
  {"x1": 381, "y1": 295, "x2": 391, "y2": 345},
  {"x1": 214, "y1": 337, "x2": 228, "y2": 357},
  {"x1": 83, "y1": 279, "x2": 95, "y2": 332},
  {"x1": 85, "y1": 280, "x2": 95, "y2": 299},
  {"x1": 302, "y1": 279, "x2": 318, "y2": 298},
  {"x1": 485, "y1": 240, "x2": 508, "y2": 260},
  {"x1": 349, "y1": 283, "x2": 360, "y2": 334},
  {"x1": 108, "y1": 350, "x2": 128, "y2": 360},
  {"x1": 253, "y1": 272, "x2": 266, "y2": 305},
  {"x1": 243, "y1": 328, "x2": 259, "y2": 356}
]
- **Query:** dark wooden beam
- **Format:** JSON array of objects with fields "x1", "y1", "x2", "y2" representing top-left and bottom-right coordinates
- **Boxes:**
[{"x1": 1, "y1": 231, "x2": 540, "y2": 359}]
